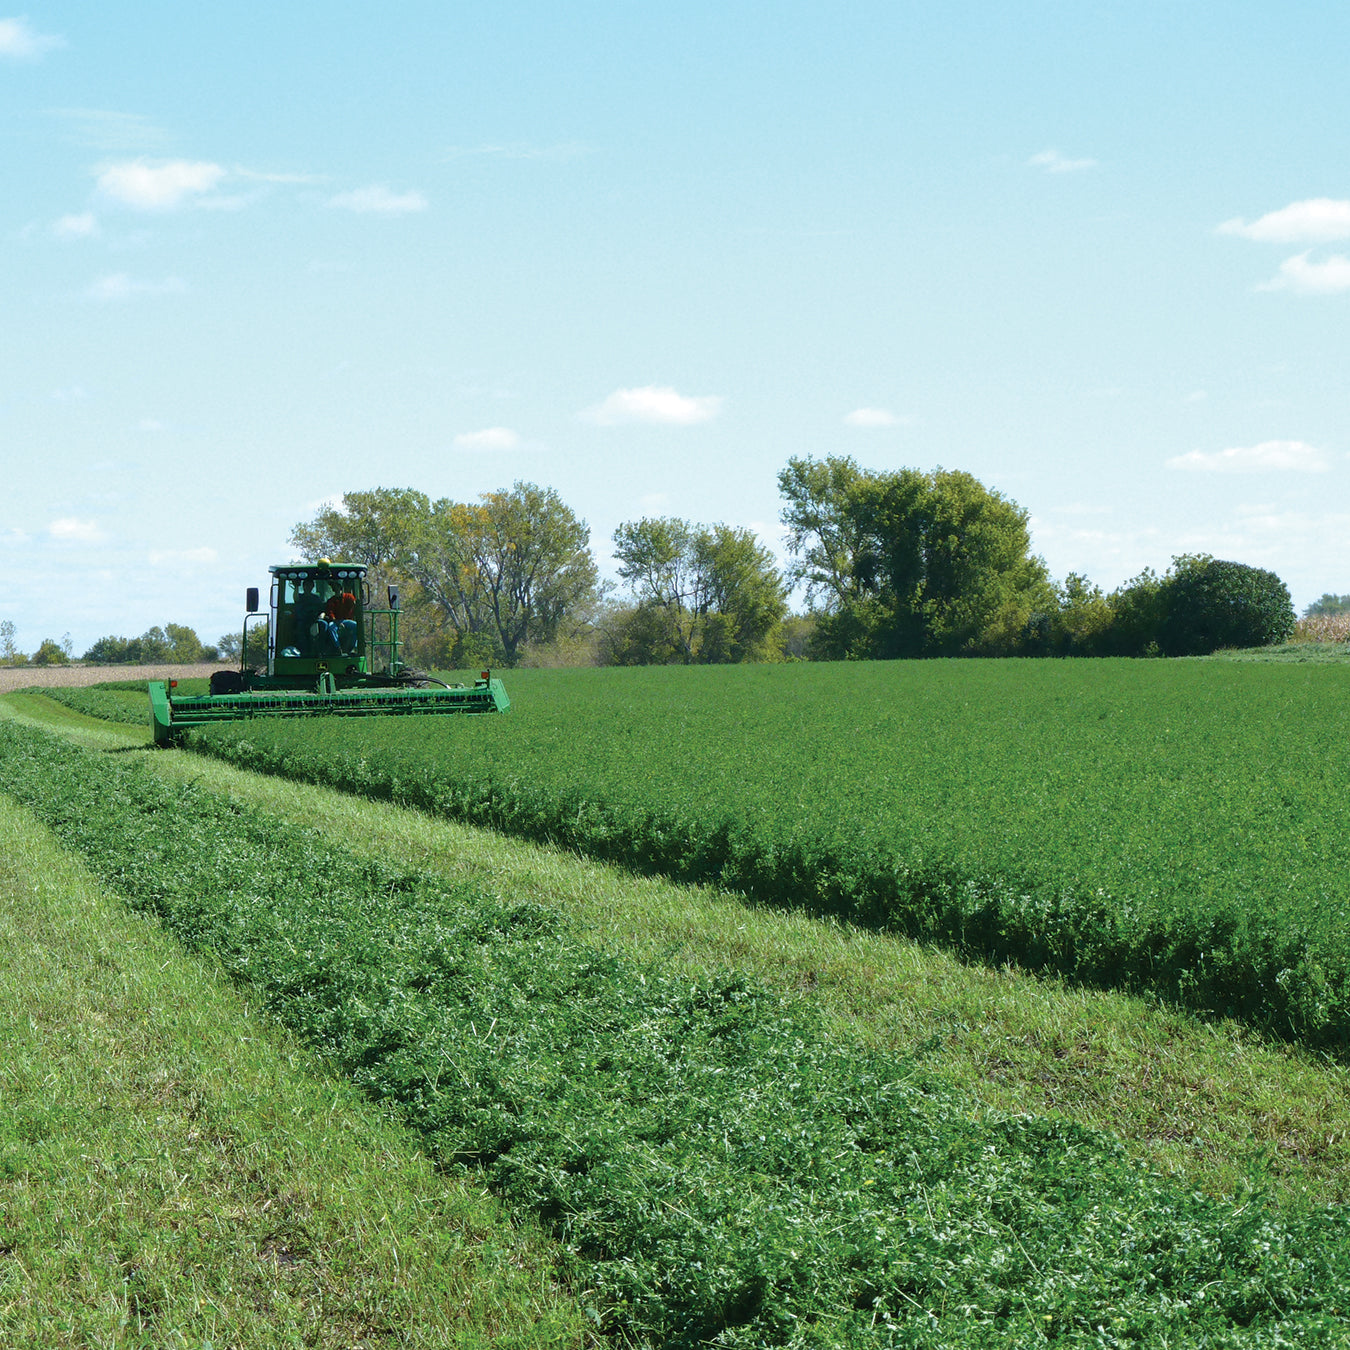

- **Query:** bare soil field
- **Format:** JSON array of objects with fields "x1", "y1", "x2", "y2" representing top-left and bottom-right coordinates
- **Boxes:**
[{"x1": 0, "y1": 662, "x2": 224, "y2": 694}]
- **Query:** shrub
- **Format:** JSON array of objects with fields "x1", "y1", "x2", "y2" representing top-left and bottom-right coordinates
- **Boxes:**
[
  {"x1": 30, "y1": 638, "x2": 70, "y2": 666},
  {"x1": 1159, "y1": 557, "x2": 1296, "y2": 655}
]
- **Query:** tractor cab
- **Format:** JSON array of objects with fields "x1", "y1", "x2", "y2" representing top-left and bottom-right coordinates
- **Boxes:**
[{"x1": 267, "y1": 563, "x2": 369, "y2": 680}]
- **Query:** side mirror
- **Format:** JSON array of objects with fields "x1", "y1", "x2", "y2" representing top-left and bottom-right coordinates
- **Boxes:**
[
  {"x1": 387, "y1": 585, "x2": 400, "y2": 610},
  {"x1": 246, "y1": 586, "x2": 260, "y2": 613}
]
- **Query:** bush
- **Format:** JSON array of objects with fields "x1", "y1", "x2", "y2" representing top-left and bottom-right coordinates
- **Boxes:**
[
  {"x1": 1159, "y1": 557, "x2": 1296, "y2": 655},
  {"x1": 30, "y1": 638, "x2": 70, "y2": 666},
  {"x1": 82, "y1": 635, "x2": 134, "y2": 664}
]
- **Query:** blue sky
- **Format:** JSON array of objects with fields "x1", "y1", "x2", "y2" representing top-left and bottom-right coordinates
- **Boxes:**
[{"x1": 4, "y1": 3, "x2": 1349, "y2": 654}]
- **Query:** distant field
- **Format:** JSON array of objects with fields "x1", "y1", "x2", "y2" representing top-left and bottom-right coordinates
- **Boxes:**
[
  {"x1": 0, "y1": 661, "x2": 221, "y2": 693},
  {"x1": 189, "y1": 659, "x2": 1350, "y2": 1050}
]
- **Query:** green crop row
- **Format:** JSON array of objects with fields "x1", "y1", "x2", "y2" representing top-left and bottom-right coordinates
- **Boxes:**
[
  {"x1": 25, "y1": 683, "x2": 151, "y2": 726},
  {"x1": 187, "y1": 660, "x2": 1350, "y2": 1053},
  {"x1": 4, "y1": 718, "x2": 1348, "y2": 1346}
]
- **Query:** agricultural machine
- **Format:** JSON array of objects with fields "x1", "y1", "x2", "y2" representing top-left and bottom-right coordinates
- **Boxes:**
[{"x1": 148, "y1": 561, "x2": 509, "y2": 745}]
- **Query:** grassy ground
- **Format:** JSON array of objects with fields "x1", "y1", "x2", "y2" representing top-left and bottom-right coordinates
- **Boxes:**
[
  {"x1": 1209, "y1": 641, "x2": 1350, "y2": 662},
  {"x1": 6, "y1": 688, "x2": 1345, "y2": 1213},
  {"x1": 0, "y1": 787, "x2": 591, "y2": 1347}
]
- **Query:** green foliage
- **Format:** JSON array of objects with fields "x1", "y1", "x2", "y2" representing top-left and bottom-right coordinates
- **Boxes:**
[
  {"x1": 163, "y1": 621, "x2": 206, "y2": 662},
  {"x1": 1046, "y1": 572, "x2": 1115, "y2": 655},
  {"x1": 1305, "y1": 593, "x2": 1350, "y2": 618},
  {"x1": 1088, "y1": 558, "x2": 1297, "y2": 658},
  {"x1": 5, "y1": 718, "x2": 1350, "y2": 1346},
  {"x1": 290, "y1": 483, "x2": 599, "y2": 667},
  {"x1": 215, "y1": 621, "x2": 269, "y2": 666},
  {"x1": 82, "y1": 623, "x2": 210, "y2": 664},
  {"x1": 193, "y1": 660, "x2": 1350, "y2": 1053},
  {"x1": 29, "y1": 638, "x2": 69, "y2": 666},
  {"x1": 779, "y1": 456, "x2": 1053, "y2": 658},
  {"x1": 610, "y1": 517, "x2": 787, "y2": 663},
  {"x1": 0, "y1": 618, "x2": 22, "y2": 664},
  {"x1": 1159, "y1": 555, "x2": 1297, "y2": 655}
]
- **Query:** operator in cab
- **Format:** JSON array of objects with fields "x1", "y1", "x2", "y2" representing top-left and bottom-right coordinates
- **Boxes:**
[{"x1": 320, "y1": 580, "x2": 359, "y2": 655}]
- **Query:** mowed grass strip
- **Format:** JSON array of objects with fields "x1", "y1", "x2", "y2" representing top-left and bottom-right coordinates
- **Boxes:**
[
  {"x1": 0, "y1": 795, "x2": 590, "y2": 1349},
  {"x1": 3, "y1": 718, "x2": 1349, "y2": 1347},
  {"x1": 10, "y1": 688, "x2": 1350, "y2": 1210},
  {"x1": 143, "y1": 737, "x2": 1350, "y2": 1210}
]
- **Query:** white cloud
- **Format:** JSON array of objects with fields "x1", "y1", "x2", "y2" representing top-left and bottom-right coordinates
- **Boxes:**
[
  {"x1": 583, "y1": 385, "x2": 723, "y2": 426},
  {"x1": 0, "y1": 17, "x2": 63, "y2": 59},
  {"x1": 48, "y1": 517, "x2": 105, "y2": 543},
  {"x1": 1165, "y1": 439, "x2": 1334, "y2": 473},
  {"x1": 96, "y1": 159, "x2": 227, "y2": 209},
  {"x1": 1027, "y1": 148, "x2": 1097, "y2": 174},
  {"x1": 453, "y1": 426, "x2": 520, "y2": 450},
  {"x1": 844, "y1": 407, "x2": 900, "y2": 428},
  {"x1": 85, "y1": 272, "x2": 187, "y2": 301},
  {"x1": 53, "y1": 211, "x2": 98, "y2": 239},
  {"x1": 327, "y1": 184, "x2": 428, "y2": 215},
  {"x1": 1256, "y1": 252, "x2": 1350, "y2": 295},
  {"x1": 138, "y1": 418, "x2": 166, "y2": 432},
  {"x1": 148, "y1": 547, "x2": 217, "y2": 566},
  {"x1": 1219, "y1": 198, "x2": 1350, "y2": 243},
  {"x1": 0, "y1": 527, "x2": 31, "y2": 547}
]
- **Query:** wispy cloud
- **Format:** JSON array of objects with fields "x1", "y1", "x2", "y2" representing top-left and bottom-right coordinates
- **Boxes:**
[
  {"x1": 327, "y1": 184, "x2": 428, "y2": 215},
  {"x1": 1027, "y1": 148, "x2": 1097, "y2": 174},
  {"x1": 48, "y1": 517, "x2": 105, "y2": 543},
  {"x1": 0, "y1": 17, "x2": 64, "y2": 60},
  {"x1": 583, "y1": 386, "x2": 723, "y2": 426},
  {"x1": 85, "y1": 273, "x2": 188, "y2": 302},
  {"x1": 1256, "y1": 252, "x2": 1350, "y2": 295},
  {"x1": 453, "y1": 426, "x2": 520, "y2": 450},
  {"x1": 1218, "y1": 198, "x2": 1350, "y2": 243},
  {"x1": 49, "y1": 108, "x2": 169, "y2": 152},
  {"x1": 96, "y1": 159, "x2": 226, "y2": 209},
  {"x1": 236, "y1": 167, "x2": 327, "y2": 186},
  {"x1": 844, "y1": 407, "x2": 905, "y2": 428},
  {"x1": 1165, "y1": 439, "x2": 1335, "y2": 473},
  {"x1": 53, "y1": 211, "x2": 98, "y2": 240}
]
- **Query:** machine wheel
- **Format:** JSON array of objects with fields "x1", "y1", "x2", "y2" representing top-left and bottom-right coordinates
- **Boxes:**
[{"x1": 209, "y1": 670, "x2": 245, "y2": 695}]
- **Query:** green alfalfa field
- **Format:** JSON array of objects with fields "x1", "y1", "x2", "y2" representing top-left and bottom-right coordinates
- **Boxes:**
[{"x1": 5, "y1": 655, "x2": 1350, "y2": 1347}]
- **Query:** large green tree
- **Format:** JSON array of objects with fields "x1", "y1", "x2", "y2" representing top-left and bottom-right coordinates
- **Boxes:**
[
  {"x1": 609, "y1": 517, "x2": 788, "y2": 663},
  {"x1": 779, "y1": 455, "x2": 1053, "y2": 658},
  {"x1": 289, "y1": 483, "x2": 598, "y2": 667}
]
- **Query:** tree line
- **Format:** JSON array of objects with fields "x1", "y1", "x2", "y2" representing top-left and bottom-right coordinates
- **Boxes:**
[
  {"x1": 284, "y1": 462, "x2": 1299, "y2": 668},
  {"x1": 27, "y1": 459, "x2": 1301, "y2": 669}
]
